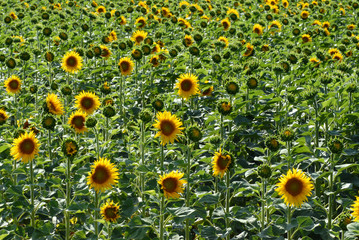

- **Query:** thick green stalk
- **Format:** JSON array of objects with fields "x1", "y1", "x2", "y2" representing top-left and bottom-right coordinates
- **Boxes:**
[
  {"x1": 225, "y1": 171, "x2": 231, "y2": 240},
  {"x1": 95, "y1": 128, "x2": 100, "y2": 159},
  {"x1": 186, "y1": 142, "x2": 191, "y2": 240},
  {"x1": 328, "y1": 154, "x2": 334, "y2": 229},
  {"x1": 94, "y1": 191, "x2": 99, "y2": 239},
  {"x1": 140, "y1": 121, "x2": 146, "y2": 215},
  {"x1": 30, "y1": 160, "x2": 35, "y2": 228},
  {"x1": 65, "y1": 157, "x2": 71, "y2": 240},
  {"x1": 48, "y1": 130, "x2": 51, "y2": 160},
  {"x1": 260, "y1": 178, "x2": 266, "y2": 231},
  {"x1": 287, "y1": 206, "x2": 292, "y2": 240},
  {"x1": 160, "y1": 144, "x2": 165, "y2": 240},
  {"x1": 220, "y1": 114, "x2": 224, "y2": 141}
]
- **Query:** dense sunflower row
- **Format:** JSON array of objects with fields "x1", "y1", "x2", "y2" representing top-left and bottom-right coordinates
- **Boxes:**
[{"x1": 1, "y1": 0, "x2": 359, "y2": 239}]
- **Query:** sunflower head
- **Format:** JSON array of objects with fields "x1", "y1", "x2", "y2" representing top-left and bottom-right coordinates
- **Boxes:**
[
  {"x1": 103, "y1": 105, "x2": 116, "y2": 118},
  {"x1": 46, "y1": 93, "x2": 64, "y2": 115},
  {"x1": 258, "y1": 164, "x2": 272, "y2": 179},
  {"x1": 218, "y1": 101, "x2": 232, "y2": 115},
  {"x1": 100, "y1": 45, "x2": 111, "y2": 59},
  {"x1": 4, "y1": 75, "x2": 21, "y2": 94},
  {"x1": 68, "y1": 110, "x2": 88, "y2": 134},
  {"x1": 131, "y1": 30, "x2": 148, "y2": 45},
  {"x1": 175, "y1": 73, "x2": 200, "y2": 100},
  {"x1": 100, "y1": 200, "x2": 120, "y2": 222},
  {"x1": 75, "y1": 91, "x2": 100, "y2": 115},
  {"x1": 225, "y1": 81, "x2": 239, "y2": 95},
  {"x1": 42, "y1": 114, "x2": 56, "y2": 130},
  {"x1": 247, "y1": 77, "x2": 258, "y2": 89},
  {"x1": 187, "y1": 126, "x2": 202, "y2": 142},
  {"x1": 62, "y1": 139, "x2": 79, "y2": 158},
  {"x1": 302, "y1": 34, "x2": 312, "y2": 43},
  {"x1": 131, "y1": 49, "x2": 143, "y2": 60},
  {"x1": 275, "y1": 168, "x2": 314, "y2": 207},
  {"x1": 153, "y1": 111, "x2": 184, "y2": 145},
  {"x1": 87, "y1": 157, "x2": 119, "y2": 193},
  {"x1": 329, "y1": 138, "x2": 344, "y2": 154},
  {"x1": 265, "y1": 136, "x2": 280, "y2": 152},
  {"x1": 118, "y1": 57, "x2": 134, "y2": 75},
  {"x1": 61, "y1": 51, "x2": 83, "y2": 74},
  {"x1": 150, "y1": 55, "x2": 160, "y2": 67},
  {"x1": 152, "y1": 98, "x2": 164, "y2": 111},
  {"x1": 183, "y1": 35, "x2": 193, "y2": 47},
  {"x1": 0, "y1": 109, "x2": 9, "y2": 125},
  {"x1": 253, "y1": 24, "x2": 263, "y2": 35},
  {"x1": 221, "y1": 18, "x2": 231, "y2": 31},
  {"x1": 339, "y1": 211, "x2": 353, "y2": 230},
  {"x1": 10, "y1": 131, "x2": 40, "y2": 163},
  {"x1": 140, "y1": 109, "x2": 153, "y2": 123},
  {"x1": 158, "y1": 171, "x2": 187, "y2": 199},
  {"x1": 135, "y1": 16, "x2": 147, "y2": 28},
  {"x1": 212, "y1": 149, "x2": 232, "y2": 178}
]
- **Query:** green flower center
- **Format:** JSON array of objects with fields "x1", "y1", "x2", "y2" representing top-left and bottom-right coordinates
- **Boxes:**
[{"x1": 285, "y1": 178, "x2": 303, "y2": 196}]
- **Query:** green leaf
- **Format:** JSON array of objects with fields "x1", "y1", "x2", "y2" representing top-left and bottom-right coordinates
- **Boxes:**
[
  {"x1": 198, "y1": 193, "x2": 219, "y2": 205},
  {"x1": 296, "y1": 216, "x2": 315, "y2": 231},
  {"x1": 0, "y1": 144, "x2": 10, "y2": 153},
  {"x1": 292, "y1": 145, "x2": 313, "y2": 155}
]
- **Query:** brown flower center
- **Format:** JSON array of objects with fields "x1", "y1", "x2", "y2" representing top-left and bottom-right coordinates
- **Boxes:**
[
  {"x1": 101, "y1": 49, "x2": 110, "y2": 57},
  {"x1": 66, "y1": 142, "x2": 77, "y2": 155},
  {"x1": 222, "y1": 22, "x2": 229, "y2": 29},
  {"x1": 9, "y1": 80, "x2": 19, "y2": 90},
  {"x1": 135, "y1": 36, "x2": 144, "y2": 43},
  {"x1": 66, "y1": 56, "x2": 77, "y2": 67},
  {"x1": 92, "y1": 166, "x2": 110, "y2": 184},
  {"x1": 180, "y1": 79, "x2": 193, "y2": 92},
  {"x1": 217, "y1": 155, "x2": 230, "y2": 170},
  {"x1": 72, "y1": 116, "x2": 85, "y2": 128},
  {"x1": 285, "y1": 178, "x2": 303, "y2": 196},
  {"x1": 121, "y1": 61, "x2": 130, "y2": 71},
  {"x1": 81, "y1": 97, "x2": 94, "y2": 109},
  {"x1": 160, "y1": 120, "x2": 175, "y2": 136},
  {"x1": 20, "y1": 139, "x2": 35, "y2": 154},
  {"x1": 163, "y1": 177, "x2": 177, "y2": 192},
  {"x1": 0, "y1": 113, "x2": 5, "y2": 121},
  {"x1": 105, "y1": 207, "x2": 117, "y2": 219},
  {"x1": 254, "y1": 28, "x2": 260, "y2": 34}
]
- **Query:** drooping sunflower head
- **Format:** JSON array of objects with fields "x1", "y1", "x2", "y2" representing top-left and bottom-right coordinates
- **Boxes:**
[
  {"x1": 61, "y1": 51, "x2": 83, "y2": 74},
  {"x1": 87, "y1": 157, "x2": 119, "y2": 193},
  {"x1": 108, "y1": 30, "x2": 117, "y2": 42},
  {"x1": 175, "y1": 73, "x2": 200, "y2": 100},
  {"x1": 322, "y1": 21, "x2": 330, "y2": 28},
  {"x1": 221, "y1": 18, "x2": 231, "y2": 31},
  {"x1": 269, "y1": 20, "x2": 282, "y2": 31},
  {"x1": 0, "y1": 109, "x2": 9, "y2": 125},
  {"x1": 46, "y1": 93, "x2": 64, "y2": 115},
  {"x1": 135, "y1": 16, "x2": 147, "y2": 28},
  {"x1": 100, "y1": 200, "x2": 120, "y2": 222},
  {"x1": 253, "y1": 24, "x2": 263, "y2": 35},
  {"x1": 218, "y1": 36, "x2": 229, "y2": 48},
  {"x1": 75, "y1": 91, "x2": 101, "y2": 115},
  {"x1": 4, "y1": 75, "x2": 21, "y2": 94},
  {"x1": 118, "y1": 57, "x2": 134, "y2": 75},
  {"x1": 10, "y1": 12, "x2": 17, "y2": 20},
  {"x1": 131, "y1": 30, "x2": 148, "y2": 46},
  {"x1": 100, "y1": 45, "x2": 112, "y2": 59},
  {"x1": 62, "y1": 139, "x2": 79, "y2": 158},
  {"x1": 158, "y1": 171, "x2": 187, "y2": 199},
  {"x1": 332, "y1": 52, "x2": 343, "y2": 62},
  {"x1": 153, "y1": 111, "x2": 184, "y2": 145},
  {"x1": 150, "y1": 55, "x2": 160, "y2": 67},
  {"x1": 212, "y1": 149, "x2": 232, "y2": 178},
  {"x1": 10, "y1": 131, "x2": 40, "y2": 163},
  {"x1": 68, "y1": 110, "x2": 88, "y2": 134},
  {"x1": 183, "y1": 35, "x2": 193, "y2": 47},
  {"x1": 302, "y1": 34, "x2": 312, "y2": 43},
  {"x1": 202, "y1": 86, "x2": 214, "y2": 96},
  {"x1": 275, "y1": 168, "x2": 314, "y2": 207},
  {"x1": 119, "y1": 16, "x2": 126, "y2": 25}
]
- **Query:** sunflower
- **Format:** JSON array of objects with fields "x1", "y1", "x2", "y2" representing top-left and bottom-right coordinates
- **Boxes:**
[
  {"x1": 10, "y1": 131, "x2": 40, "y2": 163},
  {"x1": 100, "y1": 200, "x2": 120, "y2": 222},
  {"x1": 183, "y1": 35, "x2": 193, "y2": 47},
  {"x1": 226, "y1": 8, "x2": 239, "y2": 19},
  {"x1": 108, "y1": 30, "x2": 117, "y2": 42},
  {"x1": 202, "y1": 86, "x2": 214, "y2": 96},
  {"x1": 253, "y1": 24, "x2": 263, "y2": 35},
  {"x1": 282, "y1": 0, "x2": 289, "y2": 8},
  {"x1": 178, "y1": 18, "x2": 192, "y2": 29},
  {"x1": 135, "y1": 16, "x2": 147, "y2": 28},
  {"x1": 100, "y1": 45, "x2": 111, "y2": 59},
  {"x1": 243, "y1": 43, "x2": 254, "y2": 57},
  {"x1": 10, "y1": 12, "x2": 17, "y2": 20},
  {"x1": 218, "y1": 36, "x2": 229, "y2": 48},
  {"x1": 161, "y1": 7, "x2": 171, "y2": 17},
  {"x1": 96, "y1": 6, "x2": 106, "y2": 14},
  {"x1": 221, "y1": 18, "x2": 231, "y2": 31},
  {"x1": 119, "y1": 16, "x2": 126, "y2": 25},
  {"x1": 158, "y1": 171, "x2": 187, "y2": 199},
  {"x1": 150, "y1": 55, "x2": 160, "y2": 67},
  {"x1": 268, "y1": 20, "x2": 282, "y2": 31},
  {"x1": 0, "y1": 109, "x2": 8, "y2": 125},
  {"x1": 275, "y1": 168, "x2": 314, "y2": 207},
  {"x1": 312, "y1": 20, "x2": 322, "y2": 26},
  {"x1": 46, "y1": 93, "x2": 64, "y2": 115},
  {"x1": 302, "y1": 34, "x2": 312, "y2": 43},
  {"x1": 75, "y1": 91, "x2": 100, "y2": 115},
  {"x1": 87, "y1": 157, "x2": 119, "y2": 193},
  {"x1": 322, "y1": 21, "x2": 330, "y2": 28},
  {"x1": 175, "y1": 73, "x2": 200, "y2": 100},
  {"x1": 68, "y1": 110, "x2": 87, "y2": 134},
  {"x1": 4, "y1": 75, "x2": 21, "y2": 94},
  {"x1": 310, "y1": 57, "x2": 320, "y2": 67},
  {"x1": 153, "y1": 111, "x2": 184, "y2": 145},
  {"x1": 332, "y1": 52, "x2": 343, "y2": 62},
  {"x1": 301, "y1": 10, "x2": 309, "y2": 19},
  {"x1": 131, "y1": 30, "x2": 148, "y2": 45},
  {"x1": 61, "y1": 51, "x2": 83, "y2": 73},
  {"x1": 118, "y1": 57, "x2": 134, "y2": 75},
  {"x1": 212, "y1": 149, "x2": 231, "y2": 178}
]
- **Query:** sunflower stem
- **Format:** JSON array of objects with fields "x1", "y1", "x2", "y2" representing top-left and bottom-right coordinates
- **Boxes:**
[
  {"x1": 185, "y1": 141, "x2": 191, "y2": 240},
  {"x1": 30, "y1": 159, "x2": 35, "y2": 228},
  {"x1": 48, "y1": 130, "x2": 51, "y2": 160},
  {"x1": 287, "y1": 141, "x2": 291, "y2": 170},
  {"x1": 160, "y1": 195, "x2": 165, "y2": 240},
  {"x1": 287, "y1": 205, "x2": 292, "y2": 240},
  {"x1": 95, "y1": 128, "x2": 100, "y2": 159},
  {"x1": 160, "y1": 144, "x2": 164, "y2": 174},
  {"x1": 65, "y1": 156, "x2": 71, "y2": 240},
  {"x1": 107, "y1": 222, "x2": 113, "y2": 239},
  {"x1": 140, "y1": 120, "x2": 146, "y2": 216},
  {"x1": 225, "y1": 170, "x2": 231, "y2": 240},
  {"x1": 260, "y1": 178, "x2": 266, "y2": 232},
  {"x1": 120, "y1": 76, "x2": 123, "y2": 117},
  {"x1": 94, "y1": 191, "x2": 99, "y2": 239},
  {"x1": 328, "y1": 153, "x2": 334, "y2": 229},
  {"x1": 220, "y1": 114, "x2": 224, "y2": 141}
]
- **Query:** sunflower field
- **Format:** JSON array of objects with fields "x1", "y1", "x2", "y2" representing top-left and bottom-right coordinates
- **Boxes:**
[{"x1": 1, "y1": 0, "x2": 359, "y2": 239}]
